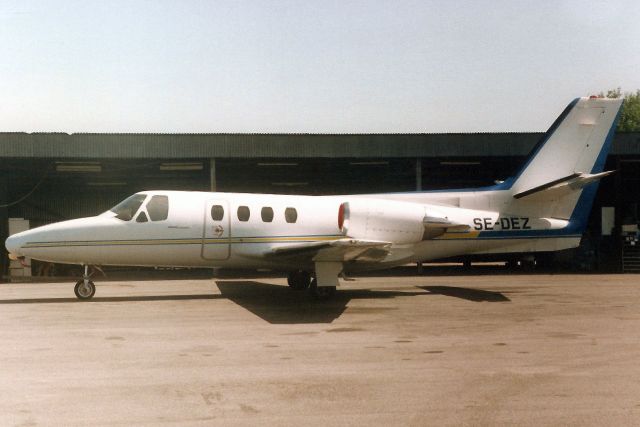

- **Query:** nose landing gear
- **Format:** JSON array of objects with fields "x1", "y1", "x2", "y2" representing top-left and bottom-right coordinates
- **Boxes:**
[{"x1": 74, "y1": 265, "x2": 96, "y2": 300}]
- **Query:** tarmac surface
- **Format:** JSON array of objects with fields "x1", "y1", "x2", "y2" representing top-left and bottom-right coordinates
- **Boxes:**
[{"x1": 1, "y1": 274, "x2": 640, "y2": 426}]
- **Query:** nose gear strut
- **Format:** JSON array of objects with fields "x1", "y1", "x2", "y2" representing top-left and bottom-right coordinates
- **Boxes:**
[{"x1": 74, "y1": 265, "x2": 96, "y2": 300}]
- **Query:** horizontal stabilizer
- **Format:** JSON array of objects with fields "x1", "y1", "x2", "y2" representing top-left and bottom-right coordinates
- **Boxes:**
[{"x1": 513, "y1": 170, "x2": 615, "y2": 200}]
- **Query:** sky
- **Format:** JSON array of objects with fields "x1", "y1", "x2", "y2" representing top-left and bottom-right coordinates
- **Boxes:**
[{"x1": 0, "y1": 0, "x2": 639, "y2": 133}]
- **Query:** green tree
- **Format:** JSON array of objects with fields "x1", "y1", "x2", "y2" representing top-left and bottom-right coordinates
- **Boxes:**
[{"x1": 599, "y1": 88, "x2": 640, "y2": 132}]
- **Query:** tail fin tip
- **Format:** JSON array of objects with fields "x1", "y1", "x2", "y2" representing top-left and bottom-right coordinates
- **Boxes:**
[{"x1": 511, "y1": 97, "x2": 623, "y2": 197}]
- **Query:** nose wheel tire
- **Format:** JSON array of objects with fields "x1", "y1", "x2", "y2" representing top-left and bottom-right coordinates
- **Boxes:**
[
  {"x1": 74, "y1": 280, "x2": 96, "y2": 300},
  {"x1": 309, "y1": 278, "x2": 336, "y2": 300},
  {"x1": 287, "y1": 270, "x2": 312, "y2": 290}
]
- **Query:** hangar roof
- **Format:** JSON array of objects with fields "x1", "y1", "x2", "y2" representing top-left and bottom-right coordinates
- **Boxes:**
[{"x1": 0, "y1": 132, "x2": 637, "y2": 159}]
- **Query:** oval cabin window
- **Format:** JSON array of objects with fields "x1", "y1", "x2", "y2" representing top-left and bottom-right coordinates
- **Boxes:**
[
  {"x1": 285, "y1": 207, "x2": 298, "y2": 223},
  {"x1": 237, "y1": 206, "x2": 250, "y2": 222},
  {"x1": 211, "y1": 205, "x2": 225, "y2": 221},
  {"x1": 261, "y1": 207, "x2": 274, "y2": 222}
]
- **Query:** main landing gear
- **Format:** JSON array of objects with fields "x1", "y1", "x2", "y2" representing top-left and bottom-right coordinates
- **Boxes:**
[
  {"x1": 74, "y1": 265, "x2": 96, "y2": 300},
  {"x1": 309, "y1": 278, "x2": 336, "y2": 300},
  {"x1": 287, "y1": 270, "x2": 312, "y2": 290},
  {"x1": 287, "y1": 265, "x2": 339, "y2": 300}
]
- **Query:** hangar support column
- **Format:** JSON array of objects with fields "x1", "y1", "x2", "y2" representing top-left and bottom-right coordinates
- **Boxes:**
[
  {"x1": 210, "y1": 159, "x2": 217, "y2": 192},
  {"x1": 416, "y1": 158, "x2": 423, "y2": 274},
  {"x1": 0, "y1": 176, "x2": 8, "y2": 280}
]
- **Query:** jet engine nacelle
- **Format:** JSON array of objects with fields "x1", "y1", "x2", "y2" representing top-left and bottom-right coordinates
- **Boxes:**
[{"x1": 339, "y1": 199, "x2": 426, "y2": 244}]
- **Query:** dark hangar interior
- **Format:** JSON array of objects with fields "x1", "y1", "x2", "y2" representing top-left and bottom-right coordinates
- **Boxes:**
[{"x1": 0, "y1": 131, "x2": 639, "y2": 277}]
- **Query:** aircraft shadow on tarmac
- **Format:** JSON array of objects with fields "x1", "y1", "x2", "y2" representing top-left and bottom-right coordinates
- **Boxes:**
[
  {"x1": 0, "y1": 282, "x2": 509, "y2": 323},
  {"x1": 215, "y1": 281, "x2": 510, "y2": 324},
  {"x1": 0, "y1": 294, "x2": 220, "y2": 305},
  {"x1": 214, "y1": 281, "x2": 428, "y2": 324},
  {"x1": 0, "y1": 281, "x2": 423, "y2": 324},
  {"x1": 419, "y1": 286, "x2": 511, "y2": 302}
]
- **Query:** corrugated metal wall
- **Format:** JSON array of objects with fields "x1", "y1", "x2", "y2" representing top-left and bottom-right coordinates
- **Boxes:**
[
  {"x1": 1, "y1": 132, "x2": 637, "y2": 159},
  {"x1": 0, "y1": 132, "x2": 551, "y2": 159}
]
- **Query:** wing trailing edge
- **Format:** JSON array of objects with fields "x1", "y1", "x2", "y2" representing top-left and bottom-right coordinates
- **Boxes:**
[{"x1": 269, "y1": 238, "x2": 392, "y2": 262}]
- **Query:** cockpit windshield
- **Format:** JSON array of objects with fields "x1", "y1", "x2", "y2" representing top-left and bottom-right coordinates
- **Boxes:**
[{"x1": 110, "y1": 194, "x2": 147, "y2": 221}]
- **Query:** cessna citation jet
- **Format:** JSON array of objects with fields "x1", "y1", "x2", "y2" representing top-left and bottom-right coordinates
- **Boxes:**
[{"x1": 5, "y1": 97, "x2": 624, "y2": 300}]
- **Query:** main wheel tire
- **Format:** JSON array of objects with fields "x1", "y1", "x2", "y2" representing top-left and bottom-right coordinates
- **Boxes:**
[
  {"x1": 74, "y1": 279, "x2": 96, "y2": 300},
  {"x1": 309, "y1": 278, "x2": 336, "y2": 300},
  {"x1": 287, "y1": 270, "x2": 311, "y2": 291}
]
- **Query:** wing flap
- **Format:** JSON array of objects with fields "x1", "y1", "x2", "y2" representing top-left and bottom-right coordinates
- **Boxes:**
[{"x1": 269, "y1": 238, "x2": 392, "y2": 262}]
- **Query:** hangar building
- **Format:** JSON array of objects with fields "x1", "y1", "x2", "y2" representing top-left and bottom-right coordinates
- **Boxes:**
[{"x1": 0, "y1": 131, "x2": 638, "y2": 277}]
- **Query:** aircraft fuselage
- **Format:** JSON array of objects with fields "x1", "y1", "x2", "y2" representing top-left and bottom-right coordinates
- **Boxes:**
[{"x1": 6, "y1": 190, "x2": 579, "y2": 272}]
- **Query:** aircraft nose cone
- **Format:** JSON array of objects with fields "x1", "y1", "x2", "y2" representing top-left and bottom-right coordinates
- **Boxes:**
[{"x1": 5, "y1": 233, "x2": 26, "y2": 256}]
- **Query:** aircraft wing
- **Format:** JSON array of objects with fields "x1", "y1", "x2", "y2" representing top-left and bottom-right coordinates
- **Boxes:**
[{"x1": 269, "y1": 238, "x2": 392, "y2": 262}]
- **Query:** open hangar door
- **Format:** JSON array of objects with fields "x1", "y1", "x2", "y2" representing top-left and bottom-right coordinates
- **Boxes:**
[
  {"x1": 420, "y1": 155, "x2": 622, "y2": 272},
  {"x1": 420, "y1": 156, "x2": 523, "y2": 190},
  {"x1": 5, "y1": 159, "x2": 210, "y2": 226},
  {"x1": 230, "y1": 154, "x2": 611, "y2": 272},
  {"x1": 0, "y1": 153, "x2": 630, "y2": 278},
  {"x1": 215, "y1": 158, "x2": 418, "y2": 195},
  {"x1": 562, "y1": 155, "x2": 640, "y2": 273},
  {"x1": 615, "y1": 158, "x2": 640, "y2": 272},
  {"x1": 1, "y1": 159, "x2": 210, "y2": 279}
]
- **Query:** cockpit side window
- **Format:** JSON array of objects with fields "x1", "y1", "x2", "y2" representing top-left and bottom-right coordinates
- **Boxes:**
[
  {"x1": 146, "y1": 195, "x2": 169, "y2": 221},
  {"x1": 110, "y1": 194, "x2": 147, "y2": 221},
  {"x1": 136, "y1": 211, "x2": 149, "y2": 223}
]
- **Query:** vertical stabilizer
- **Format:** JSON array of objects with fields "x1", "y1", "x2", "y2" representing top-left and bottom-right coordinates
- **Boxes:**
[
  {"x1": 506, "y1": 96, "x2": 623, "y2": 230},
  {"x1": 511, "y1": 97, "x2": 623, "y2": 196}
]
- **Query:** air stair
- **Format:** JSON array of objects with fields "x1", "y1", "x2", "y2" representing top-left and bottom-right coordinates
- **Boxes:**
[{"x1": 622, "y1": 233, "x2": 640, "y2": 273}]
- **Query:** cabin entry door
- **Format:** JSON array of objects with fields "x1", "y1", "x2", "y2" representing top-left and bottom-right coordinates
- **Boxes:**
[{"x1": 202, "y1": 199, "x2": 231, "y2": 260}]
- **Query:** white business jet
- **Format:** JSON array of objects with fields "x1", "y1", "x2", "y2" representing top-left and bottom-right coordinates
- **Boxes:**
[{"x1": 5, "y1": 97, "x2": 623, "y2": 300}]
